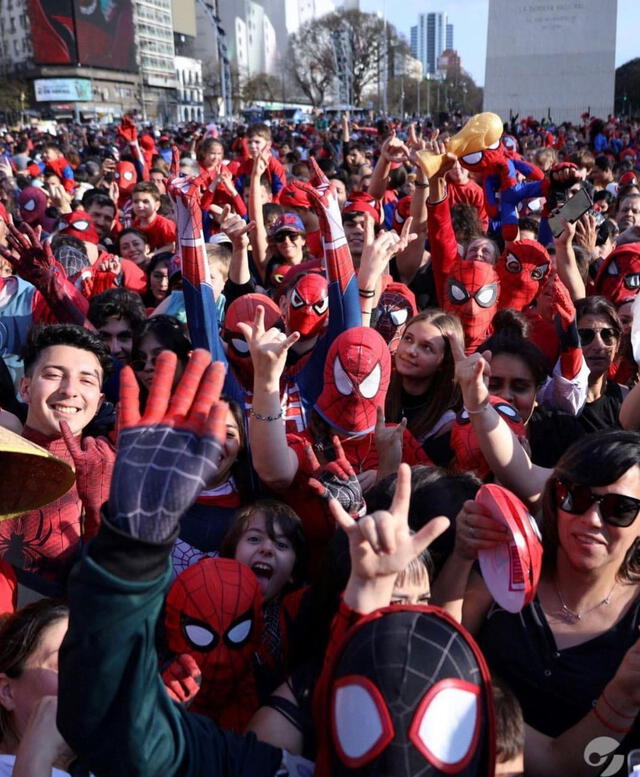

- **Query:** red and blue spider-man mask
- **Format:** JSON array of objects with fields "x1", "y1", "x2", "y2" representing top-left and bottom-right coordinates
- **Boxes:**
[
  {"x1": 497, "y1": 240, "x2": 550, "y2": 311},
  {"x1": 316, "y1": 605, "x2": 495, "y2": 777}
]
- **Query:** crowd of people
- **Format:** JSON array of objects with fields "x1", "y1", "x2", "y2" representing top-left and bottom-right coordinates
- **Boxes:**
[{"x1": 0, "y1": 108, "x2": 637, "y2": 775}]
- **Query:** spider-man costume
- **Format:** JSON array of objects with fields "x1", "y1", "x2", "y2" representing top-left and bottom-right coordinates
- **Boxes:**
[
  {"x1": 283, "y1": 271, "x2": 329, "y2": 339},
  {"x1": 313, "y1": 602, "x2": 495, "y2": 776},
  {"x1": 497, "y1": 240, "x2": 550, "y2": 311},
  {"x1": 0, "y1": 426, "x2": 109, "y2": 594},
  {"x1": 443, "y1": 259, "x2": 500, "y2": 353},
  {"x1": 450, "y1": 397, "x2": 526, "y2": 481},
  {"x1": 459, "y1": 140, "x2": 545, "y2": 240},
  {"x1": 164, "y1": 557, "x2": 264, "y2": 732},
  {"x1": 17, "y1": 186, "x2": 58, "y2": 234},
  {"x1": 594, "y1": 242, "x2": 640, "y2": 305},
  {"x1": 373, "y1": 282, "x2": 417, "y2": 354},
  {"x1": 169, "y1": 160, "x2": 360, "y2": 433},
  {"x1": 281, "y1": 329, "x2": 427, "y2": 561}
]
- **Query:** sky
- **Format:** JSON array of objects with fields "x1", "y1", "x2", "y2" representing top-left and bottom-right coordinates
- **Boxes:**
[{"x1": 359, "y1": 0, "x2": 638, "y2": 87}]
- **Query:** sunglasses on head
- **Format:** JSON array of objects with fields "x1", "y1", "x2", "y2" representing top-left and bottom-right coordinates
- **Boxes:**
[
  {"x1": 578, "y1": 327, "x2": 617, "y2": 346},
  {"x1": 554, "y1": 479, "x2": 640, "y2": 527},
  {"x1": 274, "y1": 231, "x2": 300, "y2": 243}
]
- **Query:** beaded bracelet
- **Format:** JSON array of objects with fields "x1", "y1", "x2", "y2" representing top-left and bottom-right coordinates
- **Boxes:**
[
  {"x1": 463, "y1": 402, "x2": 490, "y2": 415},
  {"x1": 251, "y1": 408, "x2": 283, "y2": 422}
]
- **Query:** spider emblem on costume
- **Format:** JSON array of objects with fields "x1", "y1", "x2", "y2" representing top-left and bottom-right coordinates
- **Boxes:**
[
  {"x1": 497, "y1": 240, "x2": 550, "y2": 311},
  {"x1": 164, "y1": 557, "x2": 264, "y2": 731},
  {"x1": 594, "y1": 242, "x2": 640, "y2": 306},
  {"x1": 315, "y1": 605, "x2": 495, "y2": 776},
  {"x1": 450, "y1": 397, "x2": 526, "y2": 481},
  {"x1": 223, "y1": 293, "x2": 281, "y2": 389},
  {"x1": 314, "y1": 327, "x2": 391, "y2": 435},
  {"x1": 443, "y1": 259, "x2": 499, "y2": 352},
  {"x1": 373, "y1": 282, "x2": 417, "y2": 353}
]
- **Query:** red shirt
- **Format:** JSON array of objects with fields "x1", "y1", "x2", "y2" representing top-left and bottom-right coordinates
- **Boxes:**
[
  {"x1": 448, "y1": 179, "x2": 489, "y2": 231},
  {"x1": 134, "y1": 214, "x2": 176, "y2": 250}
]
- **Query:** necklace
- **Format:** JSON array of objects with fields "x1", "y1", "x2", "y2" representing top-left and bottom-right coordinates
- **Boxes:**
[{"x1": 555, "y1": 581, "x2": 617, "y2": 623}]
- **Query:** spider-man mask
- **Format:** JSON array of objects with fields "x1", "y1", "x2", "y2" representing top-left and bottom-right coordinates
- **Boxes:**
[
  {"x1": 315, "y1": 327, "x2": 391, "y2": 435},
  {"x1": 223, "y1": 293, "x2": 281, "y2": 389},
  {"x1": 317, "y1": 605, "x2": 494, "y2": 777},
  {"x1": 443, "y1": 260, "x2": 499, "y2": 352},
  {"x1": 18, "y1": 186, "x2": 53, "y2": 229},
  {"x1": 115, "y1": 161, "x2": 137, "y2": 196},
  {"x1": 58, "y1": 211, "x2": 100, "y2": 245},
  {"x1": 450, "y1": 396, "x2": 526, "y2": 481},
  {"x1": 497, "y1": 240, "x2": 550, "y2": 311},
  {"x1": 164, "y1": 557, "x2": 264, "y2": 730},
  {"x1": 373, "y1": 282, "x2": 417, "y2": 353},
  {"x1": 459, "y1": 141, "x2": 513, "y2": 181},
  {"x1": 594, "y1": 242, "x2": 640, "y2": 305},
  {"x1": 284, "y1": 271, "x2": 329, "y2": 338}
]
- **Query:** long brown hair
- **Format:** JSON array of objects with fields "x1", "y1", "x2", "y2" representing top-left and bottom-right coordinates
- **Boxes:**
[{"x1": 386, "y1": 310, "x2": 464, "y2": 441}]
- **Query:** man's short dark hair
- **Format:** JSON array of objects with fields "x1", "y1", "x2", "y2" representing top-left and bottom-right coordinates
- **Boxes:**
[
  {"x1": 85, "y1": 193, "x2": 116, "y2": 215},
  {"x1": 81, "y1": 187, "x2": 111, "y2": 209},
  {"x1": 21, "y1": 324, "x2": 113, "y2": 382},
  {"x1": 87, "y1": 289, "x2": 147, "y2": 334}
]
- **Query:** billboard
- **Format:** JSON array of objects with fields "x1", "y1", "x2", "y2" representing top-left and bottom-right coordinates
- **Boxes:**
[
  {"x1": 73, "y1": 0, "x2": 137, "y2": 72},
  {"x1": 34, "y1": 78, "x2": 93, "y2": 102},
  {"x1": 27, "y1": 0, "x2": 136, "y2": 71},
  {"x1": 28, "y1": 0, "x2": 76, "y2": 65}
]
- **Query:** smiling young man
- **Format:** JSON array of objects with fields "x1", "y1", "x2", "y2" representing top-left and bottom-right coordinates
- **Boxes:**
[{"x1": 0, "y1": 324, "x2": 113, "y2": 595}]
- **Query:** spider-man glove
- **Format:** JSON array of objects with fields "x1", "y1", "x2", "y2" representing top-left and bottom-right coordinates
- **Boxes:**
[
  {"x1": 109, "y1": 350, "x2": 228, "y2": 542},
  {"x1": 117, "y1": 115, "x2": 138, "y2": 144},
  {"x1": 305, "y1": 436, "x2": 366, "y2": 518},
  {"x1": 162, "y1": 653, "x2": 202, "y2": 705},
  {"x1": 60, "y1": 422, "x2": 115, "y2": 540},
  {"x1": 548, "y1": 271, "x2": 582, "y2": 379}
]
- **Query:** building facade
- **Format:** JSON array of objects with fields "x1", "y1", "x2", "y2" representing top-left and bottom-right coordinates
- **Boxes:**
[
  {"x1": 484, "y1": 0, "x2": 617, "y2": 123},
  {"x1": 410, "y1": 12, "x2": 449, "y2": 77}
]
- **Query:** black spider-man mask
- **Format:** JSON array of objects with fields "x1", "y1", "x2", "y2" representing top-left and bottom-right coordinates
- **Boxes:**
[{"x1": 318, "y1": 605, "x2": 495, "y2": 776}]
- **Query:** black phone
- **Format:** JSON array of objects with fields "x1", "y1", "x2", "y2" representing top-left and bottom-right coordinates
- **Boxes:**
[{"x1": 548, "y1": 187, "x2": 593, "y2": 238}]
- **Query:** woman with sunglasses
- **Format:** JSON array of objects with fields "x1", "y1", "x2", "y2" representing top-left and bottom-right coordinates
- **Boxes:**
[
  {"x1": 574, "y1": 296, "x2": 627, "y2": 432},
  {"x1": 263, "y1": 213, "x2": 308, "y2": 287},
  {"x1": 433, "y1": 429, "x2": 640, "y2": 770}
]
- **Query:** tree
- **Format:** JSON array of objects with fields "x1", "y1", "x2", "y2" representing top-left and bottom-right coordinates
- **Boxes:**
[
  {"x1": 287, "y1": 24, "x2": 336, "y2": 108},
  {"x1": 240, "y1": 73, "x2": 281, "y2": 105},
  {"x1": 286, "y1": 9, "x2": 409, "y2": 108},
  {"x1": 615, "y1": 58, "x2": 640, "y2": 117}
]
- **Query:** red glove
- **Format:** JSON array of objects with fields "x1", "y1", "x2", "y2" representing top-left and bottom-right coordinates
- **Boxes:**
[
  {"x1": 545, "y1": 271, "x2": 582, "y2": 380},
  {"x1": 305, "y1": 436, "x2": 366, "y2": 518},
  {"x1": 162, "y1": 653, "x2": 202, "y2": 705},
  {"x1": 117, "y1": 114, "x2": 138, "y2": 144},
  {"x1": 60, "y1": 421, "x2": 115, "y2": 539},
  {"x1": 0, "y1": 222, "x2": 88, "y2": 325}
]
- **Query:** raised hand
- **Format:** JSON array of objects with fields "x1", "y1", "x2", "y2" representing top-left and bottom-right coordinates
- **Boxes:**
[
  {"x1": 379, "y1": 131, "x2": 410, "y2": 165},
  {"x1": 373, "y1": 405, "x2": 406, "y2": 480},
  {"x1": 236, "y1": 305, "x2": 299, "y2": 384},
  {"x1": 305, "y1": 436, "x2": 366, "y2": 518},
  {"x1": 109, "y1": 350, "x2": 228, "y2": 542},
  {"x1": 219, "y1": 204, "x2": 255, "y2": 248},
  {"x1": 117, "y1": 114, "x2": 138, "y2": 144},
  {"x1": 329, "y1": 463, "x2": 449, "y2": 612},
  {"x1": 60, "y1": 420, "x2": 115, "y2": 539},
  {"x1": 451, "y1": 336, "x2": 491, "y2": 412},
  {"x1": 453, "y1": 499, "x2": 508, "y2": 561},
  {"x1": 359, "y1": 214, "x2": 417, "y2": 287},
  {"x1": 0, "y1": 220, "x2": 55, "y2": 286}
]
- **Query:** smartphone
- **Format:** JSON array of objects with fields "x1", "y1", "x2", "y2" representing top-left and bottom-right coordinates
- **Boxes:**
[{"x1": 548, "y1": 187, "x2": 593, "y2": 237}]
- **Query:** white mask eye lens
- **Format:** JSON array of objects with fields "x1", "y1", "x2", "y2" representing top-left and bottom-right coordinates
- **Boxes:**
[
  {"x1": 359, "y1": 363, "x2": 381, "y2": 399},
  {"x1": 334, "y1": 357, "x2": 354, "y2": 396}
]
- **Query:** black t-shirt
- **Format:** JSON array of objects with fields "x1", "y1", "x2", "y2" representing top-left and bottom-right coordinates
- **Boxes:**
[
  {"x1": 527, "y1": 405, "x2": 586, "y2": 468},
  {"x1": 577, "y1": 381, "x2": 626, "y2": 434},
  {"x1": 478, "y1": 596, "x2": 640, "y2": 752},
  {"x1": 389, "y1": 257, "x2": 437, "y2": 311},
  {"x1": 398, "y1": 388, "x2": 454, "y2": 467}
]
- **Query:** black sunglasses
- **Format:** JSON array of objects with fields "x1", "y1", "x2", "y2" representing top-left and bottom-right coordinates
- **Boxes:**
[
  {"x1": 578, "y1": 327, "x2": 617, "y2": 346},
  {"x1": 554, "y1": 479, "x2": 640, "y2": 527},
  {"x1": 274, "y1": 231, "x2": 301, "y2": 244}
]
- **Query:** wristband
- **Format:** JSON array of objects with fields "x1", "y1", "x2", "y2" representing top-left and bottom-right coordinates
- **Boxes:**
[
  {"x1": 415, "y1": 181, "x2": 428, "y2": 188},
  {"x1": 592, "y1": 705, "x2": 631, "y2": 734},
  {"x1": 601, "y1": 688, "x2": 638, "y2": 720},
  {"x1": 463, "y1": 401, "x2": 490, "y2": 415},
  {"x1": 359, "y1": 288, "x2": 376, "y2": 298},
  {"x1": 251, "y1": 408, "x2": 283, "y2": 422}
]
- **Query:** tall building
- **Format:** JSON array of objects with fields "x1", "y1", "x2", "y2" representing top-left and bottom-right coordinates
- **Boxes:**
[
  {"x1": 0, "y1": 0, "x2": 141, "y2": 122},
  {"x1": 173, "y1": 0, "x2": 204, "y2": 123},
  {"x1": 410, "y1": 12, "x2": 448, "y2": 77},
  {"x1": 135, "y1": 0, "x2": 177, "y2": 122},
  {"x1": 484, "y1": 0, "x2": 616, "y2": 123},
  {"x1": 446, "y1": 22, "x2": 453, "y2": 51}
]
